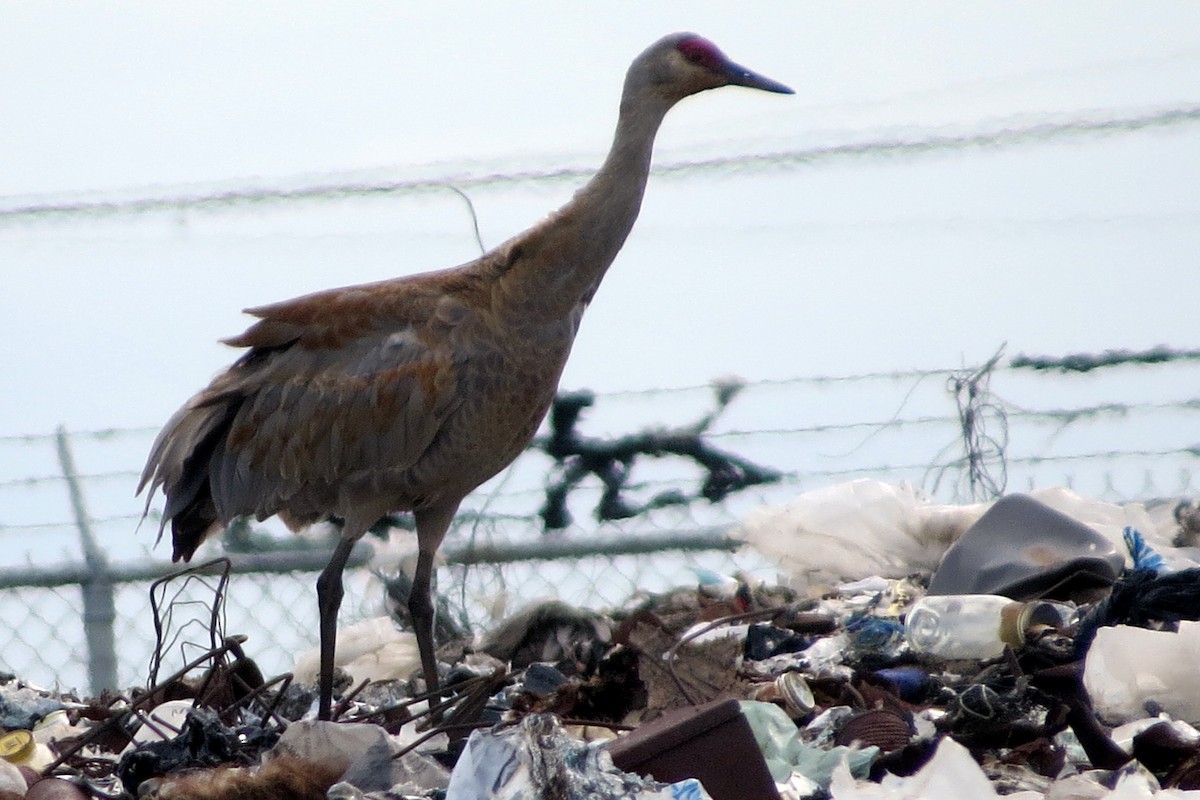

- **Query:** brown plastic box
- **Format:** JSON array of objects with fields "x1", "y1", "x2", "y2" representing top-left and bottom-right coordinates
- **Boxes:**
[{"x1": 606, "y1": 698, "x2": 781, "y2": 800}]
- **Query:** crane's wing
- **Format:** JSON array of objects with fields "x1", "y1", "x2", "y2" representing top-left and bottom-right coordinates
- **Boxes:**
[{"x1": 139, "y1": 274, "x2": 476, "y2": 561}]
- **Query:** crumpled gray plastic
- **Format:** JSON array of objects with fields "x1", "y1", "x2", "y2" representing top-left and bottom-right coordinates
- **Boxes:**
[
  {"x1": 265, "y1": 719, "x2": 448, "y2": 795},
  {"x1": 445, "y1": 714, "x2": 712, "y2": 800},
  {"x1": 0, "y1": 684, "x2": 65, "y2": 730},
  {"x1": 928, "y1": 493, "x2": 1125, "y2": 600}
]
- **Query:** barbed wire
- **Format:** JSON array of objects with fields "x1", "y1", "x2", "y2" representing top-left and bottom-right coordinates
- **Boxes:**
[
  {"x1": 3, "y1": 353, "x2": 1198, "y2": 543},
  {"x1": 3, "y1": 395, "x2": 1197, "y2": 493},
  {"x1": 4, "y1": 344, "x2": 1195, "y2": 466},
  {"x1": 0, "y1": 469, "x2": 142, "y2": 489},
  {"x1": 2, "y1": 103, "x2": 1197, "y2": 224},
  {"x1": 4, "y1": 373, "x2": 1197, "y2": 453},
  {"x1": 3, "y1": 441, "x2": 1197, "y2": 535},
  {"x1": 941, "y1": 350, "x2": 1009, "y2": 500},
  {"x1": 1011, "y1": 345, "x2": 1200, "y2": 372}
]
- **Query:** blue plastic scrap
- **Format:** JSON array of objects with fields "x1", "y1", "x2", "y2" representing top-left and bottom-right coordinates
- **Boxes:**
[{"x1": 1123, "y1": 527, "x2": 1168, "y2": 573}]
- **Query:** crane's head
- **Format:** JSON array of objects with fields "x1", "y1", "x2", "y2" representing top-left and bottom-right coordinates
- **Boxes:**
[{"x1": 630, "y1": 33, "x2": 793, "y2": 103}]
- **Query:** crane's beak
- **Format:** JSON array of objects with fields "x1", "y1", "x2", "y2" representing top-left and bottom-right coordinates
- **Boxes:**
[{"x1": 724, "y1": 61, "x2": 794, "y2": 94}]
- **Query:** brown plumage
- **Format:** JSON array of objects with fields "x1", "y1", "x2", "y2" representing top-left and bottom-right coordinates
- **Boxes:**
[{"x1": 139, "y1": 32, "x2": 791, "y2": 719}]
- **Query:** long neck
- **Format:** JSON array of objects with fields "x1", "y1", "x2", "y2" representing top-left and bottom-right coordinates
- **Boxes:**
[
  {"x1": 573, "y1": 90, "x2": 674, "y2": 270},
  {"x1": 490, "y1": 82, "x2": 675, "y2": 320}
]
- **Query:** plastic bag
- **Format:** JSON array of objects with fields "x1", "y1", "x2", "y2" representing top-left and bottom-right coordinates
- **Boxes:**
[
  {"x1": 737, "y1": 480, "x2": 984, "y2": 585},
  {"x1": 446, "y1": 714, "x2": 712, "y2": 800}
]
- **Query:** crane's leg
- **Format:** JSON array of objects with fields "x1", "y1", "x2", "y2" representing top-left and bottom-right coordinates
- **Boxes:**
[
  {"x1": 412, "y1": 504, "x2": 456, "y2": 715},
  {"x1": 315, "y1": 533, "x2": 360, "y2": 720},
  {"x1": 409, "y1": 546, "x2": 439, "y2": 695}
]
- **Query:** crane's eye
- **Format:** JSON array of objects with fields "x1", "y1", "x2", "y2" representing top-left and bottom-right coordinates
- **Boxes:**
[{"x1": 676, "y1": 37, "x2": 726, "y2": 73}]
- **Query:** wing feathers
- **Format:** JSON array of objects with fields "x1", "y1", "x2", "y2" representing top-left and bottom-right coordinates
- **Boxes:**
[{"x1": 140, "y1": 279, "x2": 470, "y2": 560}]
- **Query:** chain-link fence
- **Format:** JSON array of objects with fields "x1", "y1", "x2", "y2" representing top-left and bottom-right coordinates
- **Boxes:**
[{"x1": 1, "y1": 353, "x2": 1197, "y2": 696}]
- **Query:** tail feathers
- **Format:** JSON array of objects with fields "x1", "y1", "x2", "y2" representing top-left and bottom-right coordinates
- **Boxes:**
[
  {"x1": 139, "y1": 396, "x2": 242, "y2": 563},
  {"x1": 170, "y1": 491, "x2": 221, "y2": 562}
]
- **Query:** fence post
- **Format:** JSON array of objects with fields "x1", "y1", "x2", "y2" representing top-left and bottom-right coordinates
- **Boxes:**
[{"x1": 55, "y1": 427, "x2": 118, "y2": 695}]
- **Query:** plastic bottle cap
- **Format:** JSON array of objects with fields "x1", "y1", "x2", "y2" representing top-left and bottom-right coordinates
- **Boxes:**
[{"x1": 0, "y1": 730, "x2": 34, "y2": 762}]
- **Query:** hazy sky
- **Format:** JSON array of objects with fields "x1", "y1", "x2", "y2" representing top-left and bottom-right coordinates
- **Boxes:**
[{"x1": 3, "y1": 2, "x2": 1199, "y2": 440}]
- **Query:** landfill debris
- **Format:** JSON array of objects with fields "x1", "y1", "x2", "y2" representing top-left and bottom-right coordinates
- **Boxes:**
[
  {"x1": 292, "y1": 616, "x2": 421, "y2": 689},
  {"x1": 607, "y1": 698, "x2": 780, "y2": 800},
  {"x1": 904, "y1": 594, "x2": 1067, "y2": 660},
  {"x1": 447, "y1": 713, "x2": 712, "y2": 800},
  {"x1": 1126, "y1": 528, "x2": 1170, "y2": 574},
  {"x1": 927, "y1": 493, "x2": 1126, "y2": 601},
  {"x1": 1083, "y1": 621, "x2": 1200, "y2": 726},
  {"x1": 800, "y1": 707, "x2": 884, "y2": 785},
  {"x1": 267, "y1": 719, "x2": 449, "y2": 795},
  {"x1": 137, "y1": 755, "x2": 343, "y2": 800},
  {"x1": 0, "y1": 729, "x2": 55, "y2": 774},
  {"x1": 750, "y1": 671, "x2": 816, "y2": 718},
  {"x1": 828, "y1": 736, "x2": 1016, "y2": 800},
  {"x1": 23, "y1": 776, "x2": 88, "y2": 799},
  {"x1": 736, "y1": 480, "x2": 982, "y2": 586},
  {"x1": 737, "y1": 480, "x2": 1175, "y2": 591},
  {"x1": 748, "y1": 699, "x2": 880, "y2": 788},
  {"x1": 0, "y1": 756, "x2": 27, "y2": 795},
  {"x1": 1075, "y1": 567, "x2": 1200, "y2": 651},
  {"x1": 481, "y1": 600, "x2": 612, "y2": 673},
  {"x1": 118, "y1": 705, "x2": 266, "y2": 795},
  {"x1": 123, "y1": 699, "x2": 197, "y2": 750},
  {"x1": 0, "y1": 685, "x2": 65, "y2": 732},
  {"x1": 6, "y1": 484, "x2": 1200, "y2": 798}
]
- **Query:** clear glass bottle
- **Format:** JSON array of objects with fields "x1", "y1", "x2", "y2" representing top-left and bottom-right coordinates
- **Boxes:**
[{"x1": 904, "y1": 594, "x2": 1055, "y2": 660}]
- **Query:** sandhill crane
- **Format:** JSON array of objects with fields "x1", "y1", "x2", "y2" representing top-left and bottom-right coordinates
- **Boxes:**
[{"x1": 139, "y1": 32, "x2": 792, "y2": 720}]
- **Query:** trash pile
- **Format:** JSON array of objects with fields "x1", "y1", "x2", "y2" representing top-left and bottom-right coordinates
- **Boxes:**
[{"x1": 4, "y1": 480, "x2": 1200, "y2": 799}]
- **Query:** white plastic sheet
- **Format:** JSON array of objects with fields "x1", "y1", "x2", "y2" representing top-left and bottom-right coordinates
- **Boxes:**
[
  {"x1": 1084, "y1": 622, "x2": 1200, "y2": 725},
  {"x1": 737, "y1": 480, "x2": 987, "y2": 585},
  {"x1": 292, "y1": 616, "x2": 420, "y2": 687},
  {"x1": 828, "y1": 737, "x2": 1036, "y2": 800}
]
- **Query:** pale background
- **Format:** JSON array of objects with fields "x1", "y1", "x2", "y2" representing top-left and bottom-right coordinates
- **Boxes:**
[{"x1": 3, "y1": 3, "x2": 1198, "y2": 436}]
